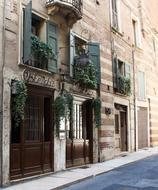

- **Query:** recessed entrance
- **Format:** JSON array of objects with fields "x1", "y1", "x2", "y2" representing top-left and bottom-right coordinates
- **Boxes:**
[
  {"x1": 10, "y1": 85, "x2": 54, "y2": 180},
  {"x1": 114, "y1": 104, "x2": 128, "y2": 154},
  {"x1": 66, "y1": 99, "x2": 93, "y2": 168}
]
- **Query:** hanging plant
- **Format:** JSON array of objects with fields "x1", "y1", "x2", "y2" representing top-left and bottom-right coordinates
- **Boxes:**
[
  {"x1": 74, "y1": 54, "x2": 97, "y2": 89},
  {"x1": 11, "y1": 80, "x2": 27, "y2": 128},
  {"x1": 31, "y1": 34, "x2": 56, "y2": 69},
  {"x1": 31, "y1": 34, "x2": 55, "y2": 59},
  {"x1": 92, "y1": 98, "x2": 101, "y2": 128},
  {"x1": 53, "y1": 91, "x2": 73, "y2": 134}
]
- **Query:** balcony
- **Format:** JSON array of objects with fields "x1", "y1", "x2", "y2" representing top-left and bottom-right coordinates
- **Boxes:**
[{"x1": 46, "y1": 0, "x2": 83, "y2": 26}]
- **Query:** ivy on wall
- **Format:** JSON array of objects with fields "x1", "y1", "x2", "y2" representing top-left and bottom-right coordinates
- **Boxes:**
[
  {"x1": 53, "y1": 91, "x2": 73, "y2": 134},
  {"x1": 11, "y1": 80, "x2": 27, "y2": 128}
]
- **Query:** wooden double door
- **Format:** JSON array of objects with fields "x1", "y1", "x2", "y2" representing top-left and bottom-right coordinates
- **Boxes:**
[
  {"x1": 66, "y1": 100, "x2": 93, "y2": 168},
  {"x1": 10, "y1": 86, "x2": 53, "y2": 180}
]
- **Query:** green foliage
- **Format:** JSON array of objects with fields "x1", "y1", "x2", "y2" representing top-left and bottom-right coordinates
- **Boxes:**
[
  {"x1": 11, "y1": 80, "x2": 27, "y2": 128},
  {"x1": 117, "y1": 75, "x2": 131, "y2": 96},
  {"x1": 92, "y1": 98, "x2": 101, "y2": 128},
  {"x1": 74, "y1": 59, "x2": 97, "y2": 89},
  {"x1": 53, "y1": 91, "x2": 73, "y2": 134},
  {"x1": 31, "y1": 34, "x2": 55, "y2": 60}
]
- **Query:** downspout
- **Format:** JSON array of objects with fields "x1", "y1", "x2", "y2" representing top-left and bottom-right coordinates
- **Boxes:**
[
  {"x1": 1, "y1": 0, "x2": 6, "y2": 186},
  {"x1": 132, "y1": 49, "x2": 137, "y2": 151},
  {"x1": 108, "y1": 0, "x2": 115, "y2": 154}
]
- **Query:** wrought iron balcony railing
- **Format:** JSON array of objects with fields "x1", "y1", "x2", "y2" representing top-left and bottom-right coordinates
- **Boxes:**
[
  {"x1": 46, "y1": 0, "x2": 82, "y2": 14},
  {"x1": 46, "y1": 0, "x2": 83, "y2": 24}
]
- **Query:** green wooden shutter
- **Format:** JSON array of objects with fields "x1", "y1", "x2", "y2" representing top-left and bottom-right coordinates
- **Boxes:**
[
  {"x1": 23, "y1": 0, "x2": 32, "y2": 64},
  {"x1": 88, "y1": 43, "x2": 100, "y2": 84},
  {"x1": 125, "y1": 63, "x2": 130, "y2": 78},
  {"x1": 47, "y1": 22, "x2": 58, "y2": 73},
  {"x1": 69, "y1": 31, "x2": 75, "y2": 77},
  {"x1": 112, "y1": 54, "x2": 118, "y2": 89}
]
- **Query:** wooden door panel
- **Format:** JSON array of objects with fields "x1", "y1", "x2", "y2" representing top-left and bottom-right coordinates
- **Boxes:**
[
  {"x1": 85, "y1": 140, "x2": 90, "y2": 164},
  {"x1": 66, "y1": 140, "x2": 72, "y2": 167},
  {"x1": 10, "y1": 86, "x2": 54, "y2": 179},
  {"x1": 73, "y1": 140, "x2": 84, "y2": 166},
  {"x1": 10, "y1": 144, "x2": 22, "y2": 180},
  {"x1": 23, "y1": 144, "x2": 42, "y2": 174},
  {"x1": 66, "y1": 100, "x2": 92, "y2": 168}
]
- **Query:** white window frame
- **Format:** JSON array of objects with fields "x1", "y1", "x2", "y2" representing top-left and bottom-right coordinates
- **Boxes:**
[
  {"x1": 138, "y1": 71, "x2": 146, "y2": 100},
  {"x1": 110, "y1": 0, "x2": 122, "y2": 33},
  {"x1": 131, "y1": 16, "x2": 142, "y2": 48}
]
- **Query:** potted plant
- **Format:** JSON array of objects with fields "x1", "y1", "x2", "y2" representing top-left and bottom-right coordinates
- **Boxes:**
[
  {"x1": 31, "y1": 35, "x2": 55, "y2": 69},
  {"x1": 117, "y1": 75, "x2": 131, "y2": 95}
]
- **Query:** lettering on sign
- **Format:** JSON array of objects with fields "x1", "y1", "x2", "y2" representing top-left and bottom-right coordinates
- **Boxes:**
[{"x1": 23, "y1": 69, "x2": 56, "y2": 88}]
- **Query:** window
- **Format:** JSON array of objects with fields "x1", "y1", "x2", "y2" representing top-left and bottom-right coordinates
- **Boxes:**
[
  {"x1": 132, "y1": 18, "x2": 141, "y2": 48},
  {"x1": 69, "y1": 31, "x2": 100, "y2": 83},
  {"x1": 23, "y1": 1, "x2": 58, "y2": 72},
  {"x1": 66, "y1": 102, "x2": 83, "y2": 139},
  {"x1": 132, "y1": 20, "x2": 137, "y2": 46},
  {"x1": 111, "y1": 0, "x2": 121, "y2": 31},
  {"x1": 112, "y1": 55, "x2": 131, "y2": 95},
  {"x1": 74, "y1": 36, "x2": 87, "y2": 56},
  {"x1": 114, "y1": 57, "x2": 130, "y2": 78},
  {"x1": 118, "y1": 60, "x2": 125, "y2": 76},
  {"x1": 73, "y1": 104, "x2": 83, "y2": 139},
  {"x1": 32, "y1": 14, "x2": 45, "y2": 39},
  {"x1": 138, "y1": 71, "x2": 145, "y2": 99}
]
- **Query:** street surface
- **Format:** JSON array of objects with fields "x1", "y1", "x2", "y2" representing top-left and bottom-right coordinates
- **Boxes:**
[{"x1": 63, "y1": 154, "x2": 158, "y2": 190}]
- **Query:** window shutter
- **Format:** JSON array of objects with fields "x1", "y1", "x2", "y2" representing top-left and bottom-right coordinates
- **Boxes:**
[
  {"x1": 88, "y1": 43, "x2": 100, "y2": 84},
  {"x1": 47, "y1": 22, "x2": 58, "y2": 73},
  {"x1": 23, "y1": 0, "x2": 32, "y2": 64},
  {"x1": 112, "y1": 54, "x2": 118, "y2": 89},
  {"x1": 69, "y1": 31, "x2": 75, "y2": 77},
  {"x1": 125, "y1": 63, "x2": 130, "y2": 78},
  {"x1": 138, "y1": 71, "x2": 145, "y2": 99}
]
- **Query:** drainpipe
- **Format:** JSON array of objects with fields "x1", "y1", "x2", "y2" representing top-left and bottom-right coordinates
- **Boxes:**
[
  {"x1": 108, "y1": 0, "x2": 115, "y2": 158},
  {"x1": 132, "y1": 49, "x2": 137, "y2": 152},
  {"x1": 1, "y1": 0, "x2": 6, "y2": 186}
]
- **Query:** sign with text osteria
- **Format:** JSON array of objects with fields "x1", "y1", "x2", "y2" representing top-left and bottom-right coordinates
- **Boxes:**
[{"x1": 23, "y1": 69, "x2": 57, "y2": 89}]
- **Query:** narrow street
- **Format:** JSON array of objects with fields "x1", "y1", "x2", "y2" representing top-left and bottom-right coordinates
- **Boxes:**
[{"x1": 63, "y1": 154, "x2": 158, "y2": 190}]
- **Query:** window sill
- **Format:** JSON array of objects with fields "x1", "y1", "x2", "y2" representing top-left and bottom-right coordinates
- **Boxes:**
[
  {"x1": 137, "y1": 97, "x2": 146, "y2": 102},
  {"x1": 112, "y1": 26, "x2": 124, "y2": 37},
  {"x1": 132, "y1": 44, "x2": 143, "y2": 51},
  {"x1": 114, "y1": 89, "x2": 130, "y2": 97}
]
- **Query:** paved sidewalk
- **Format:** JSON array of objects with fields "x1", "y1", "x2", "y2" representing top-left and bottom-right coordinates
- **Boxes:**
[{"x1": 2, "y1": 147, "x2": 158, "y2": 190}]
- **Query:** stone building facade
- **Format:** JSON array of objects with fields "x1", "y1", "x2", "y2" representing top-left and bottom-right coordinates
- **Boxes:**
[{"x1": 0, "y1": 0, "x2": 158, "y2": 187}]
